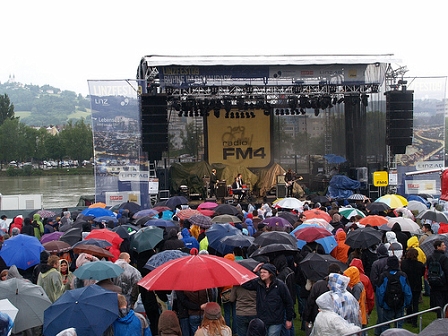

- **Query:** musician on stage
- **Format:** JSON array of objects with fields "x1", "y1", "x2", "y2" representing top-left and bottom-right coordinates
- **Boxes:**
[
  {"x1": 232, "y1": 174, "x2": 246, "y2": 202},
  {"x1": 285, "y1": 169, "x2": 295, "y2": 197},
  {"x1": 209, "y1": 169, "x2": 218, "y2": 198}
]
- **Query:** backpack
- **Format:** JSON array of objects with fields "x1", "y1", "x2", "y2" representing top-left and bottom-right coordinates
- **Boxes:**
[
  {"x1": 427, "y1": 255, "x2": 446, "y2": 287},
  {"x1": 384, "y1": 271, "x2": 404, "y2": 310}
]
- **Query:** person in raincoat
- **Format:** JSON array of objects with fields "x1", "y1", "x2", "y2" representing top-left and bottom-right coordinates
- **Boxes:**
[
  {"x1": 343, "y1": 266, "x2": 368, "y2": 328},
  {"x1": 330, "y1": 228, "x2": 350, "y2": 264},
  {"x1": 113, "y1": 294, "x2": 151, "y2": 336},
  {"x1": 114, "y1": 252, "x2": 142, "y2": 308},
  {"x1": 327, "y1": 272, "x2": 361, "y2": 327},
  {"x1": 59, "y1": 258, "x2": 75, "y2": 291},
  {"x1": 310, "y1": 291, "x2": 361, "y2": 336},
  {"x1": 37, "y1": 255, "x2": 65, "y2": 303},
  {"x1": 181, "y1": 227, "x2": 199, "y2": 250},
  {"x1": 32, "y1": 213, "x2": 44, "y2": 240},
  {"x1": 384, "y1": 231, "x2": 403, "y2": 260},
  {"x1": 406, "y1": 235, "x2": 426, "y2": 264},
  {"x1": 349, "y1": 258, "x2": 375, "y2": 316}
]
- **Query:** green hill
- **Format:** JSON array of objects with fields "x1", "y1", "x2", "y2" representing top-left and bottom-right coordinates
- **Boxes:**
[{"x1": 0, "y1": 81, "x2": 91, "y2": 127}]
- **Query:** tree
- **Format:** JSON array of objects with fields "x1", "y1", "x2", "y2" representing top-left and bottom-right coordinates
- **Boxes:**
[
  {"x1": 59, "y1": 119, "x2": 93, "y2": 165},
  {"x1": 0, "y1": 118, "x2": 20, "y2": 163},
  {"x1": 0, "y1": 93, "x2": 15, "y2": 125}
]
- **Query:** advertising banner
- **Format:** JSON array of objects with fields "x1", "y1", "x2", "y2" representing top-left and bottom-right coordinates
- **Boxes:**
[{"x1": 88, "y1": 80, "x2": 150, "y2": 208}]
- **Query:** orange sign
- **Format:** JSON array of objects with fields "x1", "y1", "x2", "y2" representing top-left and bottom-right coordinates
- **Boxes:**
[{"x1": 206, "y1": 109, "x2": 271, "y2": 168}]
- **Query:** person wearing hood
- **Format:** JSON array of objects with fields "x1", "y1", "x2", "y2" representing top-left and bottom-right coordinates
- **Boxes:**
[
  {"x1": 326, "y1": 272, "x2": 360, "y2": 327},
  {"x1": 310, "y1": 292, "x2": 361, "y2": 336},
  {"x1": 370, "y1": 243, "x2": 390, "y2": 336},
  {"x1": 242, "y1": 263, "x2": 294, "y2": 336},
  {"x1": 245, "y1": 218, "x2": 255, "y2": 236},
  {"x1": 406, "y1": 236, "x2": 426, "y2": 264},
  {"x1": 343, "y1": 266, "x2": 367, "y2": 328},
  {"x1": 59, "y1": 258, "x2": 74, "y2": 291},
  {"x1": 8, "y1": 215, "x2": 23, "y2": 235},
  {"x1": 330, "y1": 229, "x2": 350, "y2": 263},
  {"x1": 181, "y1": 227, "x2": 199, "y2": 250},
  {"x1": 32, "y1": 213, "x2": 44, "y2": 240},
  {"x1": 390, "y1": 222, "x2": 410, "y2": 250},
  {"x1": 376, "y1": 256, "x2": 412, "y2": 332},
  {"x1": 384, "y1": 231, "x2": 403, "y2": 260},
  {"x1": 246, "y1": 318, "x2": 265, "y2": 336},
  {"x1": 37, "y1": 255, "x2": 65, "y2": 302},
  {"x1": 113, "y1": 293, "x2": 151, "y2": 336},
  {"x1": 32, "y1": 250, "x2": 51, "y2": 284},
  {"x1": 162, "y1": 228, "x2": 186, "y2": 251},
  {"x1": 349, "y1": 258, "x2": 375, "y2": 316},
  {"x1": 158, "y1": 310, "x2": 182, "y2": 336},
  {"x1": 21, "y1": 217, "x2": 35, "y2": 236},
  {"x1": 310, "y1": 291, "x2": 361, "y2": 336}
]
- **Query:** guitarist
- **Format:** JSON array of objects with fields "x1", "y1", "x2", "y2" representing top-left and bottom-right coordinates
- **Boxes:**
[
  {"x1": 285, "y1": 169, "x2": 295, "y2": 197},
  {"x1": 210, "y1": 169, "x2": 218, "y2": 198}
]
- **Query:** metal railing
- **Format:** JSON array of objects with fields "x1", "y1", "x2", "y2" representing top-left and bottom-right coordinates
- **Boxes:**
[{"x1": 343, "y1": 306, "x2": 442, "y2": 335}]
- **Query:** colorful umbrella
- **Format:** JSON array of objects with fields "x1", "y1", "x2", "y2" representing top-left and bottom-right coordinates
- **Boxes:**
[
  {"x1": 339, "y1": 207, "x2": 366, "y2": 219},
  {"x1": 85, "y1": 229, "x2": 123, "y2": 247},
  {"x1": 138, "y1": 254, "x2": 258, "y2": 291},
  {"x1": 175, "y1": 209, "x2": 201, "y2": 220},
  {"x1": 88, "y1": 202, "x2": 107, "y2": 208},
  {"x1": 189, "y1": 214, "x2": 213, "y2": 229},
  {"x1": 0, "y1": 234, "x2": 44, "y2": 269},
  {"x1": 73, "y1": 260, "x2": 124, "y2": 281},
  {"x1": 358, "y1": 215, "x2": 388, "y2": 227},
  {"x1": 262, "y1": 217, "x2": 293, "y2": 231},
  {"x1": 43, "y1": 284, "x2": 119, "y2": 336},
  {"x1": 375, "y1": 194, "x2": 408, "y2": 208},
  {"x1": 302, "y1": 218, "x2": 333, "y2": 230},
  {"x1": 42, "y1": 241, "x2": 72, "y2": 253},
  {"x1": 296, "y1": 235, "x2": 337, "y2": 254},
  {"x1": 293, "y1": 226, "x2": 332, "y2": 242},
  {"x1": 40, "y1": 231, "x2": 64, "y2": 244},
  {"x1": 37, "y1": 209, "x2": 57, "y2": 219},
  {"x1": 130, "y1": 226, "x2": 164, "y2": 253},
  {"x1": 212, "y1": 214, "x2": 242, "y2": 224},
  {"x1": 197, "y1": 202, "x2": 219, "y2": 210},
  {"x1": 302, "y1": 209, "x2": 332, "y2": 222},
  {"x1": 144, "y1": 250, "x2": 189, "y2": 271}
]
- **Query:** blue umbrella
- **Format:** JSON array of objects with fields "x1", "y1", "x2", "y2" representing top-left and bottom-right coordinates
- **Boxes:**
[
  {"x1": 0, "y1": 234, "x2": 44, "y2": 269},
  {"x1": 81, "y1": 208, "x2": 116, "y2": 218},
  {"x1": 144, "y1": 249, "x2": 189, "y2": 270},
  {"x1": 206, "y1": 223, "x2": 242, "y2": 255},
  {"x1": 43, "y1": 284, "x2": 119, "y2": 336},
  {"x1": 144, "y1": 219, "x2": 177, "y2": 228},
  {"x1": 406, "y1": 194, "x2": 430, "y2": 208},
  {"x1": 324, "y1": 154, "x2": 346, "y2": 164},
  {"x1": 296, "y1": 235, "x2": 337, "y2": 254},
  {"x1": 133, "y1": 209, "x2": 159, "y2": 219}
]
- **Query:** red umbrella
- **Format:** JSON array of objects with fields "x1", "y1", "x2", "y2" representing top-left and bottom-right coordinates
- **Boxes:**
[
  {"x1": 138, "y1": 254, "x2": 258, "y2": 291},
  {"x1": 175, "y1": 209, "x2": 201, "y2": 220},
  {"x1": 293, "y1": 226, "x2": 332, "y2": 242},
  {"x1": 85, "y1": 229, "x2": 123, "y2": 247},
  {"x1": 152, "y1": 206, "x2": 171, "y2": 213},
  {"x1": 198, "y1": 209, "x2": 215, "y2": 217},
  {"x1": 302, "y1": 209, "x2": 332, "y2": 222},
  {"x1": 359, "y1": 215, "x2": 388, "y2": 227},
  {"x1": 197, "y1": 202, "x2": 219, "y2": 210}
]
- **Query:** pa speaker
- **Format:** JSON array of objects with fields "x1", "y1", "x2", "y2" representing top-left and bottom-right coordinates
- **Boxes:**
[
  {"x1": 141, "y1": 95, "x2": 168, "y2": 161},
  {"x1": 276, "y1": 184, "x2": 286, "y2": 198},
  {"x1": 385, "y1": 90, "x2": 414, "y2": 152}
]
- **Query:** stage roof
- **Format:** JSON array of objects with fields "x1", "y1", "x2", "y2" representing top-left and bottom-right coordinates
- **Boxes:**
[{"x1": 139, "y1": 54, "x2": 400, "y2": 67}]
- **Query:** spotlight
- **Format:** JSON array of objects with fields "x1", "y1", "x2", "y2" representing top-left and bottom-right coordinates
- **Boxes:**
[
  {"x1": 245, "y1": 112, "x2": 251, "y2": 118},
  {"x1": 224, "y1": 100, "x2": 232, "y2": 113},
  {"x1": 225, "y1": 112, "x2": 229, "y2": 118},
  {"x1": 250, "y1": 111, "x2": 255, "y2": 118},
  {"x1": 240, "y1": 112, "x2": 245, "y2": 118},
  {"x1": 285, "y1": 109, "x2": 290, "y2": 115},
  {"x1": 214, "y1": 108, "x2": 220, "y2": 118},
  {"x1": 230, "y1": 111, "x2": 235, "y2": 118},
  {"x1": 332, "y1": 97, "x2": 338, "y2": 105},
  {"x1": 300, "y1": 108, "x2": 306, "y2": 115},
  {"x1": 280, "y1": 109, "x2": 285, "y2": 115},
  {"x1": 235, "y1": 112, "x2": 240, "y2": 118},
  {"x1": 337, "y1": 97, "x2": 345, "y2": 104},
  {"x1": 314, "y1": 108, "x2": 320, "y2": 117},
  {"x1": 275, "y1": 109, "x2": 280, "y2": 115},
  {"x1": 178, "y1": 111, "x2": 183, "y2": 117}
]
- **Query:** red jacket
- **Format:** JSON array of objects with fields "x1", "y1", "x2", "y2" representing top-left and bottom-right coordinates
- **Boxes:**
[{"x1": 350, "y1": 258, "x2": 375, "y2": 314}]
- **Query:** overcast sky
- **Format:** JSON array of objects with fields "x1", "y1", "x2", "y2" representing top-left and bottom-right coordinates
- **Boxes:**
[{"x1": 1, "y1": 1, "x2": 446, "y2": 96}]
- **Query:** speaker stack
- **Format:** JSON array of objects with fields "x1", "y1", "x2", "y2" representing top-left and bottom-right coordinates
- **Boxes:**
[
  {"x1": 385, "y1": 90, "x2": 414, "y2": 155},
  {"x1": 141, "y1": 95, "x2": 169, "y2": 161}
]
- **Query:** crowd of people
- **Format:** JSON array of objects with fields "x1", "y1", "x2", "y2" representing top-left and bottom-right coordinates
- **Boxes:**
[{"x1": 0, "y1": 194, "x2": 446, "y2": 336}]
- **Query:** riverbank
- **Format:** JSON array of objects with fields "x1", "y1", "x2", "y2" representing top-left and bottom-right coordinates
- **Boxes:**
[{"x1": 0, "y1": 167, "x2": 94, "y2": 177}]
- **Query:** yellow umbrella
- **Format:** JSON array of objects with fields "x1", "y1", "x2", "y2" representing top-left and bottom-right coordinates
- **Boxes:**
[
  {"x1": 375, "y1": 194, "x2": 408, "y2": 208},
  {"x1": 88, "y1": 202, "x2": 107, "y2": 209}
]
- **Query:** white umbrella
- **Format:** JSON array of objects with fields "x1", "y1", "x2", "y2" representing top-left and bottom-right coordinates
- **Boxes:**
[
  {"x1": 0, "y1": 298, "x2": 18, "y2": 326},
  {"x1": 302, "y1": 218, "x2": 334, "y2": 231},
  {"x1": 406, "y1": 200, "x2": 428, "y2": 215},
  {"x1": 387, "y1": 217, "x2": 421, "y2": 234},
  {"x1": 274, "y1": 197, "x2": 303, "y2": 211}
]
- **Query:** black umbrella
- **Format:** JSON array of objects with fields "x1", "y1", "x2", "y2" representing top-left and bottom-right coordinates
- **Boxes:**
[
  {"x1": 311, "y1": 196, "x2": 331, "y2": 204},
  {"x1": 213, "y1": 204, "x2": 240, "y2": 216},
  {"x1": 417, "y1": 210, "x2": 448, "y2": 223},
  {"x1": 118, "y1": 201, "x2": 141, "y2": 215},
  {"x1": 249, "y1": 243, "x2": 299, "y2": 258},
  {"x1": 165, "y1": 196, "x2": 189, "y2": 210},
  {"x1": 236, "y1": 258, "x2": 259, "y2": 272},
  {"x1": 277, "y1": 212, "x2": 299, "y2": 225},
  {"x1": 253, "y1": 231, "x2": 298, "y2": 247},
  {"x1": 112, "y1": 226, "x2": 131, "y2": 239},
  {"x1": 344, "y1": 227, "x2": 383, "y2": 249},
  {"x1": 299, "y1": 252, "x2": 347, "y2": 282},
  {"x1": 134, "y1": 215, "x2": 155, "y2": 227},
  {"x1": 220, "y1": 235, "x2": 254, "y2": 247},
  {"x1": 366, "y1": 202, "x2": 390, "y2": 213},
  {"x1": 59, "y1": 227, "x2": 83, "y2": 246},
  {"x1": 420, "y1": 234, "x2": 448, "y2": 258}
]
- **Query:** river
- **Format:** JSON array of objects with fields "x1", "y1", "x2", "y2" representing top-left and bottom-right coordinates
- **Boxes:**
[{"x1": 0, "y1": 175, "x2": 95, "y2": 209}]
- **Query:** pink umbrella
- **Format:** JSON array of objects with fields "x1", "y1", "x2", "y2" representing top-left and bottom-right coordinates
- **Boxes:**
[
  {"x1": 198, "y1": 202, "x2": 219, "y2": 210},
  {"x1": 40, "y1": 232, "x2": 64, "y2": 244}
]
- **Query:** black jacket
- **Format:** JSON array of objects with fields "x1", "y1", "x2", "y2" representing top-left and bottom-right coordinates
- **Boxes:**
[
  {"x1": 242, "y1": 276, "x2": 294, "y2": 326},
  {"x1": 426, "y1": 250, "x2": 448, "y2": 291}
]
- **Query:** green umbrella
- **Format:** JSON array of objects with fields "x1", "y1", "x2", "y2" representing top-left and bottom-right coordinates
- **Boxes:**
[
  {"x1": 130, "y1": 226, "x2": 164, "y2": 253},
  {"x1": 339, "y1": 207, "x2": 366, "y2": 219}
]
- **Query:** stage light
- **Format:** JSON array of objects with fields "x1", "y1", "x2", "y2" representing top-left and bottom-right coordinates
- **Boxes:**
[
  {"x1": 178, "y1": 111, "x2": 183, "y2": 117},
  {"x1": 337, "y1": 97, "x2": 345, "y2": 104},
  {"x1": 214, "y1": 108, "x2": 220, "y2": 118},
  {"x1": 332, "y1": 97, "x2": 338, "y2": 105},
  {"x1": 275, "y1": 109, "x2": 280, "y2": 115},
  {"x1": 224, "y1": 100, "x2": 232, "y2": 113},
  {"x1": 250, "y1": 111, "x2": 255, "y2": 118},
  {"x1": 300, "y1": 108, "x2": 306, "y2": 115},
  {"x1": 230, "y1": 112, "x2": 235, "y2": 118},
  {"x1": 314, "y1": 108, "x2": 320, "y2": 117},
  {"x1": 285, "y1": 109, "x2": 290, "y2": 115},
  {"x1": 225, "y1": 112, "x2": 229, "y2": 118}
]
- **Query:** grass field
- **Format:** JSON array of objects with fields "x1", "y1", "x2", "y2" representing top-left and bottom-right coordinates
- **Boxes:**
[{"x1": 294, "y1": 295, "x2": 440, "y2": 335}]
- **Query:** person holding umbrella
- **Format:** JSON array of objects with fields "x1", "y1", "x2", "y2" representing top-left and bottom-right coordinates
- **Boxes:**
[{"x1": 242, "y1": 263, "x2": 294, "y2": 336}]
